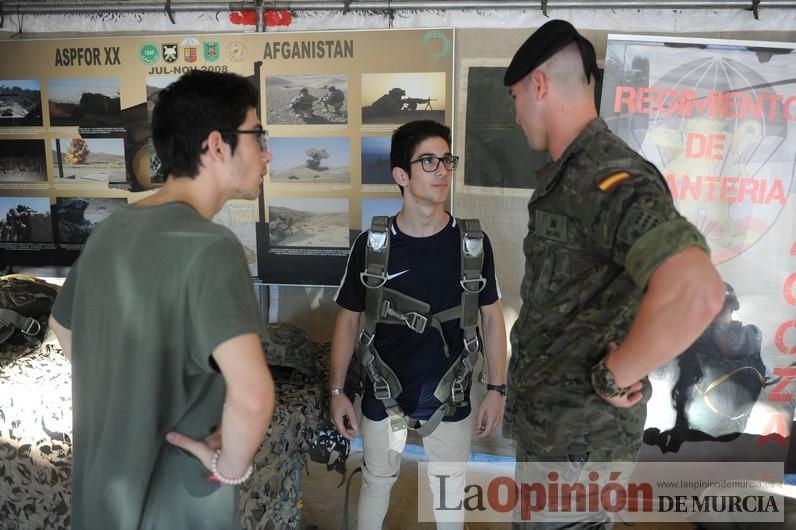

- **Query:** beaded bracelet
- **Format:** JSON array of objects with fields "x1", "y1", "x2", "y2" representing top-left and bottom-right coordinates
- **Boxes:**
[{"x1": 209, "y1": 449, "x2": 253, "y2": 485}]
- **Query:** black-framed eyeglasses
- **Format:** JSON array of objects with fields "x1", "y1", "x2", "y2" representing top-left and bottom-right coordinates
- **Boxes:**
[
  {"x1": 409, "y1": 155, "x2": 459, "y2": 172},
  {"x1": 220, "y1": 128, "x2": 269, "y2": 151}
]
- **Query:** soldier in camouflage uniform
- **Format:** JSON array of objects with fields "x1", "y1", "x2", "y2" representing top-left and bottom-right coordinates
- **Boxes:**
[
  {"x1": 503, "y1": 20, "x2": 725, "y2": 528},
  {"x1": 55, "y1": 198, "x2": 93, "y2": 244},
  {"x1": 289, "y1": 87, "x2": 317, "y2": 119}
]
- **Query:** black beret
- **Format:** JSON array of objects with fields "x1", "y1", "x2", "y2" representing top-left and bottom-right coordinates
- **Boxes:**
[{"x1": 504, "y1": 19, "x2": 599, "y2": 86}]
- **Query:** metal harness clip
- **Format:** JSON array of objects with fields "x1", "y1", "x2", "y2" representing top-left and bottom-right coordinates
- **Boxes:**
[
  {"x1": 462, "y1": 231, "x2": 484, "y2": 258},
  {"x1": 451, "y1": 379, "x2": 466, "y2": 403},
  {"x1": 373, "y1": 378, "x2": 392, "y2": 400},
  {"x1": 463, "y1": 335, "x2": 480, "y2": 354},
  {"x1": 382, "y1": 300, "x2": 428, "y2": 333},
  {"x1": 401, "y1": 312, "x2": 428, "y2": 333},
  {"x1": 359, "y1": 330, "x2": 375, "y2": 348},
  {"x1": 360, "y1": 271, "x2": 387, "y2": 289},
  {"x1": 367, "y1": 230, "x2": 388, "y2": 252},
  {"x1": 21, "y1": 318, "x2": 41, "y2": 336},
  {"x1": 460, "y1": 276, "x2": 487, "y2": 293}
]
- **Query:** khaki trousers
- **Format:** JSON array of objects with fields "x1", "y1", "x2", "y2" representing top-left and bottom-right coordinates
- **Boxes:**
[{"x1": 357, "y1": 414, "x2": 472, "y2": 530}]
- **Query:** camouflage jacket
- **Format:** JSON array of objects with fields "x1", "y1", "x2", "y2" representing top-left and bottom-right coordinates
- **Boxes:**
[{"x1": 507, "y1": 118, "x2": 708, "y2": 454}]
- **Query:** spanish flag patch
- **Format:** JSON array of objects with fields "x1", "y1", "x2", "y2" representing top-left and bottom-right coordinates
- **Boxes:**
[{"x1": 597, "y1": 171, "x2": 631, "y2": 192}]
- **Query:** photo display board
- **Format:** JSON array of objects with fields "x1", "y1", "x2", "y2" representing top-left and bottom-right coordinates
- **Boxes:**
[
  {"x1": 0, "y1": 29, "x2": 454, "y2": 285},
  {"x1": 601, "y1": 34, "x2": 796, "y2": 459}
]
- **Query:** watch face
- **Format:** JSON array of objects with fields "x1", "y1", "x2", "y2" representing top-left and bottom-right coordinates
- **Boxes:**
[{"x1": 227, "y1": 41, "x2": 246, "y2": 61}]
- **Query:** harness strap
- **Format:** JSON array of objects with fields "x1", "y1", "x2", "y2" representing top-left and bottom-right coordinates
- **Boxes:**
[
  {"x1": 376, "y1": 288, "x2": 430, "y2": 334},
  {"x1": 357, "y1": 215, "x2": 488, "y2": 437},
  {"x1": 458, "y1": 219, "x2": 485, "y2": 356},
  {"x1": 0, "y1": 308, "x2": 42, "y2": 343}
]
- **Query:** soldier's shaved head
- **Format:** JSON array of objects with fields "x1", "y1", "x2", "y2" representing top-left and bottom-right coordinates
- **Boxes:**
[{"x1": 538, "y1": 42, "x2": 594, "y2": 95}]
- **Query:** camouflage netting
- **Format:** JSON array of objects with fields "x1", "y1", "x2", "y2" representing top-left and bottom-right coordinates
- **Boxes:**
[
  {"x1": 262, "y1": 322, "x2": 317, "y2": 378},
  {"x1": 0, "y1": 329, "x2": 331, "y2": 530}
]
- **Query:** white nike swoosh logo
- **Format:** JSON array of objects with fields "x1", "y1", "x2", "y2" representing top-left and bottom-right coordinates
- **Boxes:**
[{"x1": 386, "y1": 269, "x2": 410, "y2": 281}]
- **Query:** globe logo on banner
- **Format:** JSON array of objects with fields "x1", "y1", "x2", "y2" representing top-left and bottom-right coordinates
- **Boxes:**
[{"x1": 616, "y1": 54, "x2": 793, "y2": 264}]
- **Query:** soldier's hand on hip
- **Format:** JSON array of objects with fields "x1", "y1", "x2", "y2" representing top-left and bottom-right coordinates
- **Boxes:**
[{"x1": 595, "y1": 381, "x2": 644, "y2": 408}]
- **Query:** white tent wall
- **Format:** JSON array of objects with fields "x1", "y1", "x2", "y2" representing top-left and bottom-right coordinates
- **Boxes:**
[{"x1": 2, "y1": 3, "x2": 794, "y2": 341}]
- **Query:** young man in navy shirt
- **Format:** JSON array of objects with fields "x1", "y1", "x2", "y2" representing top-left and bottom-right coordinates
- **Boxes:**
[{"x1": 329, "y1": 119, "x2": 507, "y2": 529}]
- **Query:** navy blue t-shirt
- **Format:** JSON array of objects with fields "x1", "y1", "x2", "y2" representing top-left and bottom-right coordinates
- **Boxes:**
[{"x1": 335, "y1": 214, "x2": 500, "y2": 422}]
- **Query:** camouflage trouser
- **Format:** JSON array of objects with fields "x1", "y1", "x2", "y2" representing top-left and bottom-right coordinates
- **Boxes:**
[{"x1": 512, "y1": 440, "x2": 641, "y2": 530}]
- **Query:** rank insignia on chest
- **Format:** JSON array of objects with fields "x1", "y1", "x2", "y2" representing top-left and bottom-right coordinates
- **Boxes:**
[
  {"x1": 534, "y1": 210, "x2": 568, "y2": 242},
  {"x1": 597, "y1": 171, "x2": 631, "y2": 192}
]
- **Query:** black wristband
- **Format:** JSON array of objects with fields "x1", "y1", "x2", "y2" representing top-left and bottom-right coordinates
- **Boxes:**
[{"x1": 486, "y1": 383, "x2": 507, "y2": 396}]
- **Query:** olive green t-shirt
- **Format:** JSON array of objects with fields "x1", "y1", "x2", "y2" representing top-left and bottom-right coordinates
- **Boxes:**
[{"x1": 52, "y1": 202, "x2": 263, "y2": 530}]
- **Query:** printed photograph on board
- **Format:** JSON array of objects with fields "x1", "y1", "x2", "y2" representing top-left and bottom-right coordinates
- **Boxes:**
[
  {"x1": 268, "y1": 197, "x2": 349, "y2": 248},
  {"x1": 361, "y1": 198, "x2": 402, "y2": 231},
  {"x1": 48, "y1": 78, "x2": 122, "y2": 128},
  {"x1": 52, "y1": 137, "x2": 127, "y2": 187},
  {"x1": 212, "y1": 200, "x2": 258, "y2": 276},
  {"x1": 265, "y1": 74, "x2": 348, "y2": 125},
  {"x1": 361, "y1": 136, "x2": 393, "y2": 185},
  {"x1": 0, "y1": 139, "x2": 47, "y2": 183},
  {"x1": 0, "y1": 80, "x2": 43, "y2": 127},
  {"x1": 145, "y1": 75, "x2": 180, "y2": 124},
  {"x1": 361, "y1": 72, "x2": 446, "y2": 126},
  {"x1": 0, "y1": 196, "x2": 53, "y2": 243},
  {"x1": 269, "y1": 136, "x2": 351, "y2": 185},
  {"x1": 52, "y1": 196, "x2": 126, "y2": 245}
]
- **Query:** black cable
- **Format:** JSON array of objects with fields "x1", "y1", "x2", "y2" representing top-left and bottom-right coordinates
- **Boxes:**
[
  {"x1": 164, "y1": 0, "x2": 175, "y2": 24},
  {"x1": 750, "y1": 0, "x2": 761, "y2": 19}
]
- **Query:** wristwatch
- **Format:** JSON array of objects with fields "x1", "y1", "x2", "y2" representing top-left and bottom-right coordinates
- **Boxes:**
[
  {"x1": 486, "y1": 383, "x2": 507, "y2": 397},
  {"x1": 590, "y1": 358, "x2": 632, "y2": 398},
  {"x1": 329, "y1": 387, "x2": 344, "y2": 397}
]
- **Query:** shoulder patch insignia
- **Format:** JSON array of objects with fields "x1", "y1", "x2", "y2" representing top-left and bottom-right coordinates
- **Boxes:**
[{"x1": 597, "y1": 171, "x2": 631, "y2": 192}]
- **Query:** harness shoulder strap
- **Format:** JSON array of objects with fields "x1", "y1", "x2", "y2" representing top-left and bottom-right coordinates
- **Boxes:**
[
  {"x1": 360, "y1": 215, "x2": 392, "y2": 343},
  {"x1": 0, "y1": 308, "x2": 42, "y2": 343},
  {"x1": 355, "y1": 217, "x2": 491, "y2": 438},
  {"x1": 457, "y1": 218, "x2": 485, "y2": 353},
  {"x1": 358, "y1": 216, "x2": 408, "y2": 430}
]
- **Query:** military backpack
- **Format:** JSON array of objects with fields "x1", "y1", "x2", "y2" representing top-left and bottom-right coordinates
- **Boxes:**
[{"x1": 0, "y1": 274, "x2": 60, "y2": 345}]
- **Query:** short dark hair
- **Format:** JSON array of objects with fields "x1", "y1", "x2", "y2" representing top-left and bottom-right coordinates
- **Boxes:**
[
  {"x1": 152, "y1": 70, "x2": 258, "y2": 178},
  {"x1": 390, "y1": 119, "x2": 451, "y2": 175}
]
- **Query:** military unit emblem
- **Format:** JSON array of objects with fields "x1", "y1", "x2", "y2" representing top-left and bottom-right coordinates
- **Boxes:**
[
  {"x1": 204, "y1": 41, "x2": 220, "y2": 62},
  {"x1": 138, "y1": 43, "x2": 159, "y2": 64},
  {"x1": 181, "y1": 37, "x2": 200, "y2": 63},
  {"x1": 162, "y1": 43, "x2": 178, "y2": 63}
]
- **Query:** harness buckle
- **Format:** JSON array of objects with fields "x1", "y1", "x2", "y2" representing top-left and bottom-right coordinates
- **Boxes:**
[
  {"x1": 462, "y1": 231, "x2": 484, "y2": 258},
  {"x1": 463, "y1": 335, "x2": 480, "y2": 354},
  {"x1": 403, "y1": 312, "x2": 428, "y2": 334},
  {"x1": 360, "y1": 271, "x2": 387, "y2": 289},
  {"x1": 21, "y1": 318, "x2": 40, "y2": 336},
  {"x1": 382, "y1": 300, "x2": 428, "y2": 334},
  {"x1": 373, "y1": 378, "x2": 392, "y2": 400},
  {"x1": 451, "y1": 379, "x2": 466, "y2": 403},
  {"x1": 460, "y1": 276, "x2": 487, "y2": 293},
  {"x1": 367, "y1": 230, "x2": 389, "y2": 252},
  {"x1": 359, "y1": 330, "x2": 375, "y2": 348}
]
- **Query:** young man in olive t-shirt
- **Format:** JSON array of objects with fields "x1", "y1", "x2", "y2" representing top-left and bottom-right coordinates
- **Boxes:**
[{"x1": 50, "y1": 71, "x2": 275, "y2": 530}]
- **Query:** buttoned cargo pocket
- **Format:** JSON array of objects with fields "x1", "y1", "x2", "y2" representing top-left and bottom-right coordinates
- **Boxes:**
[{"x1": 531, "y1": 244, "x2": 602, "y2": 311}]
